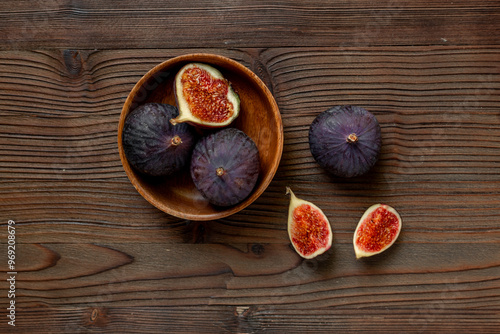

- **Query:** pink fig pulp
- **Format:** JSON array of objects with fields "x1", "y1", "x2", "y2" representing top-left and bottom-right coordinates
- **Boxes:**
[
  {"x1": 171, "y1": 62, "x2": 240, "y2": 128},
  {"x1": 286, "y1": 187, "x2": 333, "y2": 259},
  {"x1": 353, "y1": 204, "x2": 402, "y2": 259}
]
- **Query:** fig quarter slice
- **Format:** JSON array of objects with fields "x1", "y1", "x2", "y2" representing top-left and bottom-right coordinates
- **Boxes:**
[
  {"x1": 171, "y1": 62, "x2": 240, "y2": 128},
  {"x1": 353, "y1": 204, "x2": 402, "y2": 259},
  {"x1": 286, "y1": 187, "x2": 333, "y2": 259}
]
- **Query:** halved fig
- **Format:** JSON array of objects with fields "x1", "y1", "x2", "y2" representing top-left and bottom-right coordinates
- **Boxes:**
[
  {"x1": 353, "y1": 204, "x2": 402, "y2": 259},
  {"x1": 190, "y1": 128, "x2": 260, "y2": 207},
  {"x1": 122, "y1": 103, "x2": 198, "y2": 176},
  {"x1": 286, "y1": 187, "x2": 333, "y2": 259},
  {"x1": 171, "y1": 63, "x2": 240, "y2": 128}
]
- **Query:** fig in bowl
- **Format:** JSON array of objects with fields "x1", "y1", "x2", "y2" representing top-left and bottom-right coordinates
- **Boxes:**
[
  {"x1": 122, "y1": 103, "x2": 198, "y2": 177},
  {"x1": 190, "y1": 128, "x2": 260, "y2": 207},
  {"x1": 117, "y1": 53, "x2": 283, "y2": 221},
  {"x1": 171, "y1": 63, "x2": 240, "y2": 128}
]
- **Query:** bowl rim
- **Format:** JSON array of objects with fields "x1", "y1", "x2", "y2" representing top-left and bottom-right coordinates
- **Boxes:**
[{"x1": 117, "y1": 53, "x2": 283, "y2": 220}]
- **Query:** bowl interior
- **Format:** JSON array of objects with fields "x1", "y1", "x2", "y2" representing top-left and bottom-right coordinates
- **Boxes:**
[{"x1": 118, "y1": 54, "x2": 283, "y2": 220}]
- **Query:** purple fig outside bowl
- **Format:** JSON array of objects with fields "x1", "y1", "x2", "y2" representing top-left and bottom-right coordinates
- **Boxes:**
[{"x1": 309, "y1": 105, "x2": 382, "y2": 178}]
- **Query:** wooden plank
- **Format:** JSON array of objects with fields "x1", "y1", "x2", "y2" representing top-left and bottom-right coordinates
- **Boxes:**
[
  {"x1": 1, "y1": 242, "x2": 499, "y2": 332},
  {"x1": 8, "y1": 306, "x2": 500, "y2": 333},
  {"x1": 0, "y1": 1, "x2": 498, "y2": 49},
  {"x1": 2, "y1": 242, "x2": 499, "y2": 307},
  {"x1": 0, "y1": 46, "x2": 499, "y2": 332}
]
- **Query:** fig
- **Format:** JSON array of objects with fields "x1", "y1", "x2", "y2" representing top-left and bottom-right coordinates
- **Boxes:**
[
  {"x1": 171, "y1": 62, "x2": 240, "y2": 128},
  {"x1": 190, "y1": 128, "x2": 260, "y2": 207},
  {"x1": 353, "y1": 204, "x2": 402, "y2": 259},
  {"x1": 309, "y1": 105, "x2": 382, "y2": 178},
  {"x1": 286, "y1": 187, "x2": 333, "y2": 259},
  {"x1": 122, "y1": 103, "x2": 197, "y2": 176}
]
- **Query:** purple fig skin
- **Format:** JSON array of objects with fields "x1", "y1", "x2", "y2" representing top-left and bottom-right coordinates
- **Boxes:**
[
  {"x1": 309, "y1": 105, "x2": 382, "y2": 178},
  {"x1": 122, "y1": 103, "x2": 198, "y2": 176},
  {"x1": 190, "y1": 128, "x2": 260, "y2": 207}
]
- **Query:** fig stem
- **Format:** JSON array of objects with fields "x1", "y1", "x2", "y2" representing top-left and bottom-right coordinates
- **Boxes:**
[
  {"x1": 285, "y1": 187, "x2": 297, "y2": 201},
  {"x1": 170, "y1": 116, "x2": 189, "y2": 126},
  {"x1": 347, "y1": 133, "x2": 358, "y2": 144},
  {"x1": 216, "y1": 167, "x2": 225, "y2": 177},
  {"x1": 170, "y1": 135, "x2": 182, "y2": 146}
]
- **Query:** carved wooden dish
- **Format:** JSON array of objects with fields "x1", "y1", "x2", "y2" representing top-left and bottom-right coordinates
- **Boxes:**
[{"x1": 118, "y1": 54, "x2": 283, "y2": 220}]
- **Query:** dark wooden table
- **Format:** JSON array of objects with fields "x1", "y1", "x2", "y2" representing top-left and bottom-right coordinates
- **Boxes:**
[{"x1": 1, "y1": 1, "x2": 499, "y2": 333}]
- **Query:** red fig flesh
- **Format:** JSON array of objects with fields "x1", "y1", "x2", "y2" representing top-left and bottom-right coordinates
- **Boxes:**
[
  {"x1": 171, "y1": 63, "x2": 240, "y2": 127},
  {"x1": 353, "y1": 204, "x2": 402, "y2": 259},
  {"x1": 286, "y1": 187, "x2": 333, "y2": 259}
]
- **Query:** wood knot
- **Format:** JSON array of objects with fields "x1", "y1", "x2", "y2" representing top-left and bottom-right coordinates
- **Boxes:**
[
  {"x1": 251, "y1": 244, "x2": 265, "y2": 256},
  {"x1": 234, "y1": 306, "x2": 252, "y2": 317},
  {"x1": 234, "y1": 306, "x2": 256, "y2": 333},
  {"x1": 85, "y1": 307, "x2": 108, "y2": 327},
  {"x1": 63, "y1": 50, "x2": 82, "y2": 76},
  {"x1": 90, "y1": 308, "x2": 98, "y2": 321}
]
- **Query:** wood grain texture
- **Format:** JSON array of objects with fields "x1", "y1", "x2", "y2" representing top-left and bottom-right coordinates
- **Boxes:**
[
  {"x1": 0, "y1": 0, "x2": 498, "y2": 49},
  {"x1": 1, "y1": 46, "x2": 499, "y2": 332},
  {"x1": 0, "y1": 0, "x2": 499, "y2": 326}
]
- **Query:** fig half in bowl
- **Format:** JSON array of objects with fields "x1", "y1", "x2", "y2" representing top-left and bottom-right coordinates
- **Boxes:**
[
  {"x1": 117, "y1": 54, "x2": 283, "y2": 221},
  {"x1": 171, "y1": 62, "x2": 240, "y2": 128}
]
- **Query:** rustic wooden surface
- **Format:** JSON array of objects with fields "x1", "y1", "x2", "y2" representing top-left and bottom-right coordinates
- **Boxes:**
[{"x1": 0, "y1": 1, "x2": 499, "y2": 333}]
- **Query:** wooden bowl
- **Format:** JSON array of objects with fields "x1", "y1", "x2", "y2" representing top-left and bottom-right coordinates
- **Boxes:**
[{"x1": 118, "y1": 54, "x2": 283, "y2": 221}]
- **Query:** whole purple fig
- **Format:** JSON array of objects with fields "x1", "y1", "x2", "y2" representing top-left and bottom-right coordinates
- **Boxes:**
[
  {"x1": 190, "y1": 128, "x2": 260, "y2": 207},
  {"x1": 309, "y1": 105, "x2": 381, "y2": 178},
  {"x1": 122, "y1": 103, "x2": 197, "y2": 176}
]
